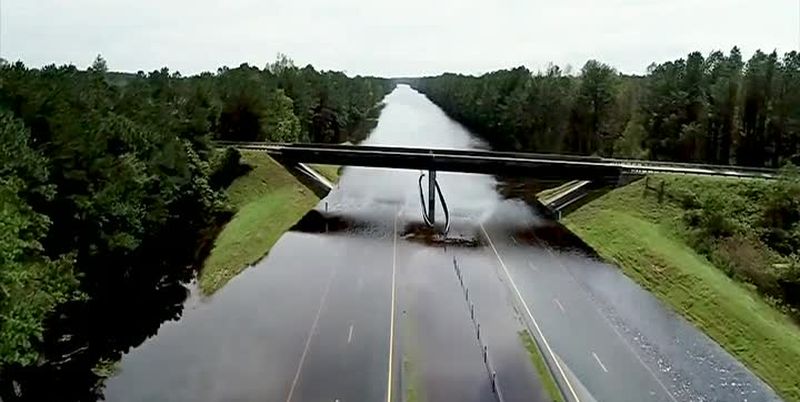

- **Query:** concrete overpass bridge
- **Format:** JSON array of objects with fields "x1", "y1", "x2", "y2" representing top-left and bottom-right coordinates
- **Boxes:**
[
  {"x1": 219, "y1": 141, "x2": 777, "y2": 180},
  {"x1": 218, "y1": 141, "x2": 778, "y2": 231}
]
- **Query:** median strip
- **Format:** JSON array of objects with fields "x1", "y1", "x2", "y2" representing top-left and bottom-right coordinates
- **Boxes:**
[{"x1": 480, "y1": 223, "x2": 578, "y2": 402}]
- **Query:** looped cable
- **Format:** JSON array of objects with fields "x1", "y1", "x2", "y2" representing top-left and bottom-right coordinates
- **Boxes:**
[
  {"x1": 418, "y1": 173, "x2": 433, "y2": 226},
  {"x1": 418, "y1": 171, "x2": 450, "y2": 235}
]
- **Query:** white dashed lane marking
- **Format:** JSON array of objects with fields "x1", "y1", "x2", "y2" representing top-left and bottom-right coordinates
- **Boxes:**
[{"x1": 592, "y1": 352, "x2": 609, "y2": 373}]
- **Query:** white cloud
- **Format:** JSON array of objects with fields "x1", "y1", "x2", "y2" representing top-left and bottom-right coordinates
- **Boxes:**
[{"x1": 1, "y1": 0, "x2": 797, "y2": 76}]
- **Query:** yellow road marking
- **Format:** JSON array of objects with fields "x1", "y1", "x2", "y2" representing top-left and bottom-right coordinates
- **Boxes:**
[{"x1": 386, "y1": 211, "x2": 399, "y2": 402}]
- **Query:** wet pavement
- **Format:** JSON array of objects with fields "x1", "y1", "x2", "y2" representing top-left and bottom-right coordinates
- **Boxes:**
[{"x1": 105, "y1": 85, "x2": 780, "y2": 402}]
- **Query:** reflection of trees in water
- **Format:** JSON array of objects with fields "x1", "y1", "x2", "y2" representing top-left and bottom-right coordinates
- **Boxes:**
[{"x1": 1, "y1": 222, "x2": 220, "y2": 402}]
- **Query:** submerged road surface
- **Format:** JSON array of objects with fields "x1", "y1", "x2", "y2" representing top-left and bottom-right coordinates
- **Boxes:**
[{"x1": 106, "y1": 85, "x2": 779, "y2": 402}]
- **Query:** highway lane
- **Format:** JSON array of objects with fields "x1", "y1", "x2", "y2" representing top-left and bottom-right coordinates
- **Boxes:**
[
  {"x1": 481, "y1": 222, "x2": 678, "y2": 402},
  {"x1": 542, "y1": 244, "x2": 782, "y2": 402},
  {"x1": 284, "y1": 229, "x2": 395, "y2": 402},
  {"x1": 107, "y1": 228, "x2": 400, "y2": 402},
  {"x1": 104, "y1": 233, "x2": 365, "y2": 401}
]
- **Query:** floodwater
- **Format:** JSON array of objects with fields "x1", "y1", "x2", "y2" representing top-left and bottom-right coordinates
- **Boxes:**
[{"x1": 105, "y1": 85, "x2": 780, "y2": 402}]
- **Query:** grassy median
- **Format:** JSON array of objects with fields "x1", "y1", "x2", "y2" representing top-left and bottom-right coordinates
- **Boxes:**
[
  {"x1": 199, "y1": 151, "x2": 325, "y2": 294},
  {"x1": 563, "y1": 175, "x2": 800, "y2": 401},
  {"x1": 519, "y1": 330, "x2": 565, "y2": 402}
]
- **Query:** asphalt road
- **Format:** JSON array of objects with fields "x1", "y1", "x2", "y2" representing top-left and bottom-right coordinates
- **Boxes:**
[
  {"x1": 394, "y1": 216, "x2": 550, "y2": 402},
  {"x1": 282, "y1": 230, "x2": 395, "y2": 402},
  {"x1": 105, "y1": 229, "x2": 397, "y2": 402},
  {"x1": 480, "y1": 222, "x2": 678, "y2": 402},
  {"x1": 107, "y1": 84, "x2": 779, "y2": 402}
]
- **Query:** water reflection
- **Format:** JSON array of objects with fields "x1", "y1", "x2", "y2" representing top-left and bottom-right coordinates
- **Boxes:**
[
  {"x1": 99, "y1": 85, "x2": 780, "y2": 402},
  {"x1": 1, "y1": 243, "x2": 199, "y2": 401}
]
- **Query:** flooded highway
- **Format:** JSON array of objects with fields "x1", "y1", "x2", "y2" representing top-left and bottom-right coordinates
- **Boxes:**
[{"x1": 105, "y1": 85, "x2": 780, "y2": 402}]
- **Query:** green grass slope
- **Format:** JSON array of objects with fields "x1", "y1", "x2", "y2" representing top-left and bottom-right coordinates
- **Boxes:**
[{"x1": 199, "y1": 151, "x2": 320, "y2": 294}]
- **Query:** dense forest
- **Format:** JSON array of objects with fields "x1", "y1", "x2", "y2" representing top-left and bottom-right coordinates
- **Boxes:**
[
  {"x1": 414, "y1": 48, "x2": 800, "y2": 167},
  {"x1": 413, "y1": 48, "x2": 800, "y2": 320},
  {"x1": 2, "y1": 46, "x2": 798, "y2": 400},
  {"x1": 0, "y1": 55, "x2": 392, "y2": 400}
]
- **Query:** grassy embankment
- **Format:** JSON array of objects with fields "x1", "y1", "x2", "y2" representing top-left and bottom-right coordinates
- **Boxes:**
[
  {"x1": 562, "y1": 175, "x2": 800, "y2": 401},
  {"x1": 199, "y1": 152, "x2": 339, "y2": 294},
  {"x1": 519, "y1": 330, "x2": 565, "y2": 402}
]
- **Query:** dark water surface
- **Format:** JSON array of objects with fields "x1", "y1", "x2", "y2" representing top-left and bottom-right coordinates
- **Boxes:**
[{"x1": 105, "y1": 86, "x2": 780, "y2": 402}]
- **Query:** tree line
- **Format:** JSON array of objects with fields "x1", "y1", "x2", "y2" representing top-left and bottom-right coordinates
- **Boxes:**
[
  {"x1": 0, "y1": 55, "x2": 392, "y2": 400},
  {"x1": 413, "y1": 47, "x2": 800, "y2": 167},
  {"x1": 413, "y1": 49, "x2": 800, "y2": 319}
]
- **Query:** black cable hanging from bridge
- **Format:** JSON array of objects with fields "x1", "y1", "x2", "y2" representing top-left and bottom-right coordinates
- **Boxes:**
[
  {"x1": 438, "y1": 180, "x2": 451, "y2": 234},
  {"x1": 418, "y1": 172, "x2": 450, "y2": 235},
  {"x1": 418, "y1": 173, "x2": 434, "y2": 227}
]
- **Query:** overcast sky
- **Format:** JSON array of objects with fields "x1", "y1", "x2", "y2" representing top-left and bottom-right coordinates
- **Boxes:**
[{"x1": 1, "y1": 0, "x2": 798, "y2": 77}]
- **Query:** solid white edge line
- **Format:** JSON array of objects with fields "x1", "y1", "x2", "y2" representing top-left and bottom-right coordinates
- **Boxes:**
[
  {"x1": 386, "y1": 211, "x2": 399, "y2": 402},
  {"x1": 480, "y1": 223, "x2": 581, "y2": 402}
]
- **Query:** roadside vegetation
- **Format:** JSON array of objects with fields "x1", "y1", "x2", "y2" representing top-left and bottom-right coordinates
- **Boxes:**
[
  {"x1": 199, "y1": 151, "x2": 323, "y2": 294},
  {"x1": 518, "y1": 330, "x2": 565, "y2": 402},
  {"x1": 401, "y1": 305, "x2": 425, "y2": 402},
  {"x1": 414, "y1": 48, "x2": 800, "y2": 168},
  {"x1": 403, "y1": 358, "x2": 421, "y2": 402},
  {"x1": 416, "y1": 48, "x2": 800, "y2": 399},
  {"x1": 0, "y1": 55, "x2": 390, "y2": 400},
  {"x1": 563, "y1": 172, "x2": 800, "y2": 401}
]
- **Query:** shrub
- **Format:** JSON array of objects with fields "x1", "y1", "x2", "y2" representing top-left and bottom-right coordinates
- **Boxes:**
[{"x1": 209, "y1": 147, "x2": 251, "y2": 189}]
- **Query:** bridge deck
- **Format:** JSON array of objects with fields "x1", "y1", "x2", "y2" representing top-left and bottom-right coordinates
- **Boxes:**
[{"x1": 218, "y1": 142, "x2": 777, "y2": 180}]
